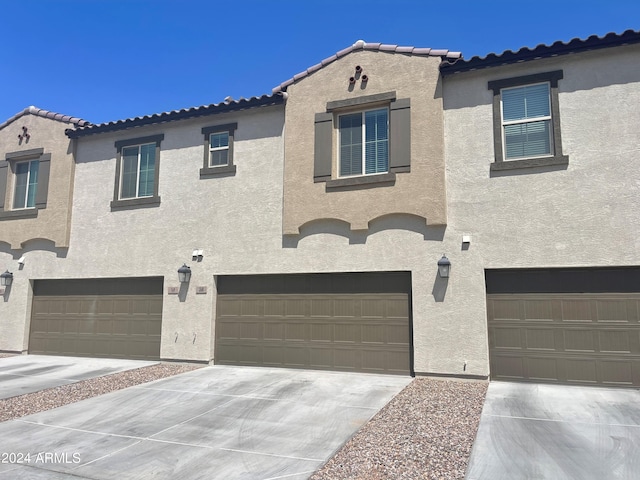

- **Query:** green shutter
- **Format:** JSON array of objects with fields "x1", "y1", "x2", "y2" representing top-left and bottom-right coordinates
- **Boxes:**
[
  {"x1": 34, "y1": 155, "x2": 50, "y2": 208},
  {"x1": 314, "y1": 112, "x2": 333, "y2": 182},
  {"x1": 389, "y1": 98, "x2": 411, "y2": 173}
]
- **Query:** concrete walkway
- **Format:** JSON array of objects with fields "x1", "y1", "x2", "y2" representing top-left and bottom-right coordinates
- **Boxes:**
[
  {"x1": 0, "y1": 355, "x2": 158, "y2": 399},
  {"x1": 0, "y1": 365, "x2": 411, "y2": 479},
  {"x1": 466, "y1": 381, "x2": 640, "y2": 480}
]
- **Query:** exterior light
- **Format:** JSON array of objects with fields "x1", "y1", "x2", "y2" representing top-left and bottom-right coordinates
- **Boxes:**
[
  {"x1": 0, "y1": 270, "x2": 13, "y2": 286},
  {"x1": 437, "y1": 255, "x2": 451, "y2": 278},
  {"x1": 178, "y1": 264, "x2": 191, "y2": 283}
]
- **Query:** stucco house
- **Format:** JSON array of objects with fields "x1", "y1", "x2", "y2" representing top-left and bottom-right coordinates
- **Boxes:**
[{"x1": 1, "y1": 30, "x2": 639, "y2": 387}]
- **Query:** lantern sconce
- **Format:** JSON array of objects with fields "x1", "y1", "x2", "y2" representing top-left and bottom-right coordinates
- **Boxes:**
[
  {"x1": 1, "y1": 270, "x2": 13, "y2": 286},
  {"x1": 178, "y1": 264, "x2": 192, "y2": 283},
  {"x1": 437, "y1": 255, "x2": 451, "y2": 278}
]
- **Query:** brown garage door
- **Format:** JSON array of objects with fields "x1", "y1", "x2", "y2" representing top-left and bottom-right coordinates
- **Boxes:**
[
  {"x1": 215, "y1": 272, "x2": 412, "y2": 375},
  {"x1": 487, "y1": 268, "x2": 640, "y2": 387},
  {"x1": 30, "y1": 278, "x2": 163, "y2": 360}
]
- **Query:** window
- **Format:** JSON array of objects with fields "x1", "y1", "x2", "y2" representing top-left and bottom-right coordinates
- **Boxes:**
[
  {"x1": 111, "y1": 134, "x2": 163, "y2": 210},
  {"x1": 314, "y1": 91, "x2": 411, "y2": 188},
  {"x1": 209, "y1": 132, "x2": 229, "y2": 167},
  {"x1": 201, "y1": 123, "x2": 237, "y2": 178},
  {"x1": 13, "y1": 160, "x2": 39, "y2": 209},
  {"x1": 0, "y1": 148, "x2": 51, "y2": 220},
  {"x1": 339, "y1": 108, "x2": 389, "y2": 177},
  {"x1": 120, "y1": 144, "x2": 155, "y2": 199},
  {"x1": 501, "y1": 83, "x2": 551, "y2": 160},
  {"x1": 488, "y1": 70, "x2": 568, "y2": 171}
]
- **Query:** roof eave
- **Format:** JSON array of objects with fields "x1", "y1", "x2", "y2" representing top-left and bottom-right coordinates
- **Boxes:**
[
  {"x1": 66, "y1": 94, "x2": 284, "y2": 139},
  {"x1": 441, "y1": 29, "x2": 640, "y2": 75}
]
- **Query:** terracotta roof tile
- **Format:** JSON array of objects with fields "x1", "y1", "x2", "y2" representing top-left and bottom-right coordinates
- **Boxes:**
[
  {"x1": 0, "y1": 106, "x2": 89, "y2": 131},
  {"x1": 273, "y1": 40, "x2": 462, "y2": 93}
]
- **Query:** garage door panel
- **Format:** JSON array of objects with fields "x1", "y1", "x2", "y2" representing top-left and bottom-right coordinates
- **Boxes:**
[
  {"x1": 362, "y1": 324, "x2": 384, "y2": 344},
  {"x1": 560, "y1": 299, "x2": 593, "y2": 322},
  {"x1": 599, "y1": 330, "x2": 632, "y2": 353},
  {"x1": 385, "y1": 298, "x2": 409, "y2": 318},
  {"x1": 492, "y1": 299, "x2": 521, "y2": 321},
  {"x1": 526, "y1": 357, "x2": 559, "y2": 381},
  {"x1": 524, "y1": 300, "x2": 553, "y2": 320},
  {"x1": 596, "y1": 300, "x2": 631, "y2": 322},
  {"x1": 564, "y1": 329, "x2": 596, "y2": 352},
  {"x1": 30, "y1": 280, "x2": 162, "y2": 360},
  {"x1": 310, "y1": 323, "x2": 332, "y2": 342},
  {"x1": 215, "y1": 274, "x2": 411, "y2": 375},
  {"x1": 525, "y1": 328, "x2": 556, "y2": 351},
  {"x1": 492, "y1": 327, "x2": 522, "y2": 350},
  {"x1": 310, "y1": 299, "x2": 332, "y2": 317},
  {"x1": 265, "y1": 299, "x2": 286, "y2": 316},
  {"x1": 600, "y1": 360, "x2": 634, "y2": 385},
  {"x1": 240, "y1": 322, "x2": 261, "y2": 340},
  {"x1": 488, "y1": 292, "x2": 640, "y2": 387}
]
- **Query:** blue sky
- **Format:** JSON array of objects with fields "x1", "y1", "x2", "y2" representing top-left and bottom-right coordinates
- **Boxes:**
[{"x1": 2, "y1": 0, "x2": 638, "y2": 124}]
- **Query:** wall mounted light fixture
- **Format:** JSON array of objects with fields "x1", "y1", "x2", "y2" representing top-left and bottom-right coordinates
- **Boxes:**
[
  {"x1": 1, "y1": 270, "x2": 13, "y2": 286},
  {"x1": 178, "y1": 264, "x2": 192, "y2": 283},
  {"x1": 437, "y1": 255, "x2": 451, "y2": 278}
]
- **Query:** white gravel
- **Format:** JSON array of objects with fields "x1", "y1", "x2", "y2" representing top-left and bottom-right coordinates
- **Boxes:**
[
  {"x1": 311, "y1": 377, "x2": 488, "y2": 480},
  {"x1": 0, "y1": 356, "x2": 487, "y2": 479}
]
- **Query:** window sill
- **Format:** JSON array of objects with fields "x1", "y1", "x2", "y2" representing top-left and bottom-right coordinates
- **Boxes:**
[
  {"x1": 0, "y1": 209, "x2": 39, "y2": 221},
  {"x1": 200, "y1": 165, "x2": 237, "y2": 178},
  {"x1": 490, "y1": 155, "x2": 569, "y2": 172},
  {"x1": 326, "y1": 172, "x2": 396, "y2": 190},
  {"x1": 110, "y1": 196, "x2": 161, "y2": 211}
]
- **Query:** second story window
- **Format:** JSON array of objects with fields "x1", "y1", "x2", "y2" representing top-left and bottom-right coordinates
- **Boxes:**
[
  {"x1": 111, "y1": 134, "x2": 163, "y2": 210},
  {"x1": 200, "y1": 123, "x2": 237, "y2": 178},
  {"x1": 339, "y1": 108, "x2": 389, "y2": 177},
  {"x1": 120, "y1": 143, "x2": 155, "y2": 199},
  {"x1": 208, "y1": 132, "x2": 230, "y2": 167},
  {"x1": 13, "y1": 159, "x2": 40, "y2": 209},
  {"x1": 488, "y1": 70, "x2": 568, "y2": 172},
  {"x1": 501, "y1": 83, "x2": 551, "y2": 160}
]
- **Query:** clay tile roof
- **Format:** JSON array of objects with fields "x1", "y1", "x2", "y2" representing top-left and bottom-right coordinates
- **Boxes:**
[
  {"x1": 0, "y1": 106, "x2": 89, "y2": 131},
  {"x1": 272, "y1": 40, "x2": 462, "y2": 93},
  {"x1": 66, "y1": 94, "x2": 284, "y2": 138},
  {"x1": 440, "y1": 29, "x2": 640, "y2": 74}
]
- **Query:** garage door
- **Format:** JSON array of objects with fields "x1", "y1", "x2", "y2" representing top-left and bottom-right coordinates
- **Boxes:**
[
  {"x1": 215, "y1": 272, "x2": 412, "y2": 375},
  {"x1": 487, "y1": 268, "x2": 640, "y2": 387},
  {"x1": 30, "y1": 278, "x2": 163, "y2": 360}
]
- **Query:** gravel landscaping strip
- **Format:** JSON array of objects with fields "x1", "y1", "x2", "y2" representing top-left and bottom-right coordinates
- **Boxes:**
[
  {"x1": 311, "y1": 377, "x2": 488, "y2": 480},
  {"x1": 0, "y1": 362, "x2": 202, "y2": 422}
]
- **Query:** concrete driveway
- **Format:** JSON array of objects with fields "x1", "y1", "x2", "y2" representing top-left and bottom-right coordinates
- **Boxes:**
[
  {"x1": 0, "y1": 354, "x2": 158, "y2": 399},
  {"x1": 0, "y1": 365, "x2": 411, "y2": 479},
  {"x1": 466, "y1": 381, "x2": 640, "y2": 480}
]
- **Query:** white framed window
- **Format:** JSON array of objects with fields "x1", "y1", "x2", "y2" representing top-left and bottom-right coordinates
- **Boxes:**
[
  {"x1": 13, "y1": 160, "x2": 39, "y2": 209},
  {"x1": 500, "y1": 82, "x2": 552, "y2": 160},
  {"x1": 338, "y1": 107, "x2": 389, "y2": 177},
  {"x1": 208, "y1": 132, "x2": 229, "y2": 167},
  {"x1": 120, "y1": 143, "x2": 156, "y2": 199}
]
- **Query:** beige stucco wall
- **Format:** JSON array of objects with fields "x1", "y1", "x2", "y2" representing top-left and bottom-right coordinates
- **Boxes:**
[
  {"x1": 436, "y1": 44, "x2": 640, "y2": 375},
  {"x1": 0, "y1": 114, "x2": 76, "y2": 249},
  {"x1": 282, "y1": 50, "x2": 447, "y2": 235},
  {"x1": 443, "y1": 44, "x2": 640, "y2": 269},
  {"x1": 3, "y1": 44, "x2": 637, "y2": 379}
]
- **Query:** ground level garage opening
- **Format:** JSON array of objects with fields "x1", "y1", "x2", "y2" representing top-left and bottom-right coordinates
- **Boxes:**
[
  {"x1": 29, "y1": 277, "x2": 163, "y2": 360},
  {"x1": 215, "y1": 272, "x2": 412, "y2": 375},
  {"x1": 486, "y1": 267, "x2": 640, "y2": 387}
]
